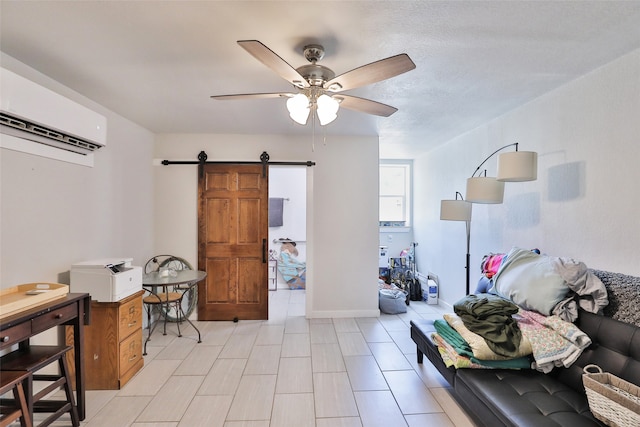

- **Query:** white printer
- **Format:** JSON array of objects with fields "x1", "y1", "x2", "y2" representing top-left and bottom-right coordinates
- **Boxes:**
[{"x1": 71, "y1": 258, "x2": 142, "y2": 302}]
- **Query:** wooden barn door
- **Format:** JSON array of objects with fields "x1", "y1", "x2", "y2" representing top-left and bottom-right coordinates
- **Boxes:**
[{"x1": 197, "y1": 163, "x2": 268, "y2": 320}]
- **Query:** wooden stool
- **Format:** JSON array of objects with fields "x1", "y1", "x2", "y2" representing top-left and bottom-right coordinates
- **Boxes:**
[
  {"x1": 0, "y1": 370, "x2": 33, "y2": 427},
  {"x1": 0, "y1": 346, "x2": 79, "y2": 427}
]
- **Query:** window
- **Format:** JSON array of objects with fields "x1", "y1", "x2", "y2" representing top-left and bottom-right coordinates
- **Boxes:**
[{"x1": 379, "y1": 161, "x2": 411, "y2": 227}]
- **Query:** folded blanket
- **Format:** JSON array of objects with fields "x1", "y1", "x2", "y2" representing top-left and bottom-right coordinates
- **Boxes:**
[
  {"x1": 472, "y1": 355, "x2": 531, "y2": 369},
  {"x1": 515, "y1": 309, "x2": 591, "y2": 373},
  {"x1": 444, "y1": 313, "x2": 532, "y2": 361},
  {"x1": 432, "y1": 332, "x2": 531, "y2": 370},
  {"x1": 431, "y1": 333, "x2": 482, "y2": 369},
  {"x1": 453, "y1": 294, "x2": 523, "y2": 357},
  {"x1": 433, "y1": 319, "x2": 474, "y2": 358}
]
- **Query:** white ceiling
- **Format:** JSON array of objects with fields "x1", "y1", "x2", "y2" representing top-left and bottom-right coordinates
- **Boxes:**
[{"x1": 1, "y1": 1, "x2": 639, "y2": 158}]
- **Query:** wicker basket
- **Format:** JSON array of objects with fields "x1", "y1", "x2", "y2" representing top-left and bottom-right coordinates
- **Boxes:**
[{"x1": 582, "y1": 364, "x2": 640, "y2": 427}]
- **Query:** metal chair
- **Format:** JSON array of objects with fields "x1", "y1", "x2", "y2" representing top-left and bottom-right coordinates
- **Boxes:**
[
  {"x1": 142, "y1": 287, "x2": 186, "y2": 355},
  {"x1": 144, "y1": 255, "x2": 198, "y2": 321},
  {"x1": 142, "y1": 255, "x2": 199, "y2": 355}
]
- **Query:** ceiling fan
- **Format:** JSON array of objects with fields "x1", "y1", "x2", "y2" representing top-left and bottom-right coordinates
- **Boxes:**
[{"x1": 211, "y1": 40, "x2": 416, "y2": 125}]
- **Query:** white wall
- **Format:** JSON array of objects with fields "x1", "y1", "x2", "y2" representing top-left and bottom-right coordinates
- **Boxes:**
[
  {"x1": 413, "y1": 49, "x2": 640, "y2": 306},
  {"x1": 1, "y1": 55, "x2": 156, "y2": 288},
  {"x1": 379, "y1": 230, "x2": 414, "y2": 262},
  {"x1": 154, "y1": 133, "x2": 380, "y2": 318}
]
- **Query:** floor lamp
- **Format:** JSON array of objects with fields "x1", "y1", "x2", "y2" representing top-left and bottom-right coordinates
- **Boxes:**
[
  {"x1": 466, "y1": 142, "x2": 538, "y2": 203},
  {"x1": 440, "y1": 192, "x2": 472, "y2": 294},
  {"x1": 440, "y1": 143, "x2": 537, "y2": 295}
]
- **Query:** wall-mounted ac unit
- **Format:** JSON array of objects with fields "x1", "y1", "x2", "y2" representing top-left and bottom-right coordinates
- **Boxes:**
[{"x1": 0, "y1": 67, "x2": 107, "y2": 155}]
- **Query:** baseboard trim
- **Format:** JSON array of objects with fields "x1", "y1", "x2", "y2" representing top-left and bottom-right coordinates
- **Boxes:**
[{"x1": 308, "y1": 309, "x2": 380, "y2": 318}]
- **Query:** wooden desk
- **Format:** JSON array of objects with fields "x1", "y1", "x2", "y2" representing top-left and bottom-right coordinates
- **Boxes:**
[{"x1": 0, "y1": 293, "x2": 91, "y2": 421}]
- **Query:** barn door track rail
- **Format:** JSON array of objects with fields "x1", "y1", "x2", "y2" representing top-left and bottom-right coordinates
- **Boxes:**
[{"x1": 161, "y1": 151, "x2": 315, "y2": 177}]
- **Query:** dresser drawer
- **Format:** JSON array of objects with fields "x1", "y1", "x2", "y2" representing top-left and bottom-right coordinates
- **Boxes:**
[
  {"x1": 0, "y1": 321, "x2": 31, "y2": 350},
  {"x1": 119, "y1": 328, "x2": 143, "y2": 377},
  {"x1": 32, "y1": 303, "x2": 77, "y2": 334},
  {"x1": 118, "y1": 295, "x2": 142, "y2": 338}
]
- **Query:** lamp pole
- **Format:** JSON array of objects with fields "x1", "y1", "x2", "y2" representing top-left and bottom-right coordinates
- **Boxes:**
[
  {"x1": 465, "y1": 219, "x2": 470, "y2": 295},
  {"x1": 470, "y1": 142, "x2": 519, "y2": 178}
]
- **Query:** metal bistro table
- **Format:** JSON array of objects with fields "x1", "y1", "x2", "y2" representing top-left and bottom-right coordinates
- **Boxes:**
[{"x1": 142, "y1": 269, "x2": 206, "y2": 355}]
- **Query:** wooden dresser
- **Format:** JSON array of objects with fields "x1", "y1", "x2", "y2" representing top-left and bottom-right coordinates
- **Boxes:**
[{"x1": 80, "y1": 290, "x2": 144, "y2": 389}]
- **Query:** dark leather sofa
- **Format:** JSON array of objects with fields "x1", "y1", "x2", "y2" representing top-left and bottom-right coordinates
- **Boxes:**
[{"x1": 411, "y1": 307, "x2": 640, "y2": 427}]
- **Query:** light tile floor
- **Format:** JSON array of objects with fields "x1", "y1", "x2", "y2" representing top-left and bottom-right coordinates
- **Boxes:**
[{"x1": 33, "y1": 290, "x2": 478, "y2": 427}]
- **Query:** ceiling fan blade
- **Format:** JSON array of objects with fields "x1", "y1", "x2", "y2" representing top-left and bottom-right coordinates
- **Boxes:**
[
  {"x1": 324, "y1": 54, "x2": 416, "y2": 92},
  {"x1": 237, "y1": 40, "x2": 310, "y2": 89},
  {"x1": 210, "y1": 93, "x2": 292, "y2": 100},
  {"x1": 334, "y1": 95, "x2": 398, "y2": 117}
]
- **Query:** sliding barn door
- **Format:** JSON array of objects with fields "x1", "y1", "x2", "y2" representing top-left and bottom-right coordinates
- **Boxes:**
[{"x1": 197, "y1": 163, "x2": 268, "y2": 320}]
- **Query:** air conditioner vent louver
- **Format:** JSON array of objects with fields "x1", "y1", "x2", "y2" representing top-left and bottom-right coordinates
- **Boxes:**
[
  {"x1": 1, "y1": 114, "x2": 27, "y2": 130},
  {"x1": 1, "y1": 113, "x2": 103, "y2": 154},
  {"x1": 1, "y1": 67, "x2": 107, "y2": 160}
]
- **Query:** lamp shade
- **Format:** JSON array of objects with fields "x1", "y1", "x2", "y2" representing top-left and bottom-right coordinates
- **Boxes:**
[
  {"x1": 440, "y1": 199, "x2": 472, "y2": 221},
  {"x1": 286, "y1": 93, "x2": 310, "y2": 125},
  {"x1": 466, "y1": 177, "x2": 505, "y2": 204},
  {"x1": 316, "y1": 94, "x2": 339, "y2": 125},
  {"x1": 497, "y1": 151, "x2": 538, "y2": 182}
]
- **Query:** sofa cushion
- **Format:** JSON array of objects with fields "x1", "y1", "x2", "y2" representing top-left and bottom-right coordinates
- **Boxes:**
[
  {"x1": 455, "y1": 369, "x2": 601, "y2": 427},
  {"x1": 556, "y1": 309, "x2": 640, "y2": 392}
]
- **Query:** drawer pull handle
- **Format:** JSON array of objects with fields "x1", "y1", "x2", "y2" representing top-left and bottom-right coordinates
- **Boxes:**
[
  {"x1": 55, "y1": 314, "x2": 63, "y2": 319},
  {"x1": 1, "y1": 336, "x2": 9, "y2": 343},
  {"x1": 129, "y1": 307, "x2": 135, "y2": 314},
  {"x1": 128, "y1": 321, "x2": 137, "y2": 327},
  {"x1": 129, "y1": 355, "x2": 137, "y2": 362}
]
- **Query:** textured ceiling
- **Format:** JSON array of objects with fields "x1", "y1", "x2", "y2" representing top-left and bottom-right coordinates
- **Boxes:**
[{"x1": 1, "y1": 1, "x2": 639, "y2": 158}]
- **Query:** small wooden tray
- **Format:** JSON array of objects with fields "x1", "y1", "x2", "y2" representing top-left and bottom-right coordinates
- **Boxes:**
[{"x1": 0, "y1": 283, "x2": 69, "y2": 319}]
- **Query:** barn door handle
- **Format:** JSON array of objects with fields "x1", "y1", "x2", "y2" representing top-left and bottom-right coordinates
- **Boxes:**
[{"x1": 263, "y1": 239, "x2": 267, "y2": 263}]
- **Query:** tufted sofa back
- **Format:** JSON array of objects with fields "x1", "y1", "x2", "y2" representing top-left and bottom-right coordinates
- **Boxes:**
[{"x1": 554, "y1": 309, "x2": 640, "y2": 393}]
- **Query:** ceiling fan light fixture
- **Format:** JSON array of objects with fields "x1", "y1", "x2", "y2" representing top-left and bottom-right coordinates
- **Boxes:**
[
  {"x1": 213, "y1": 40, "x2": 416, "y2": 125},
  {"x1": 286, "y1": 93, "x2": 310, "y2": 125},
  {"x1": 316, "y1": 94, "x2": 339, "y2": 125}
]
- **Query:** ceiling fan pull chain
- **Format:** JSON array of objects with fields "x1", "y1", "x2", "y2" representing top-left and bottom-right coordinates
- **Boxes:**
[
  {"x1": 323, "y1": 122, "x2": 328, "y2": 146},
  {"x1": 311, "y1": 111, "x2": 316, "y2": 152}
]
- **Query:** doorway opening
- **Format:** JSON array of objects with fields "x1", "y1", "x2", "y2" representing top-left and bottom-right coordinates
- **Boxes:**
[{"x1": 268, "y1": 165, "x2": 307, "y2": 296}]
